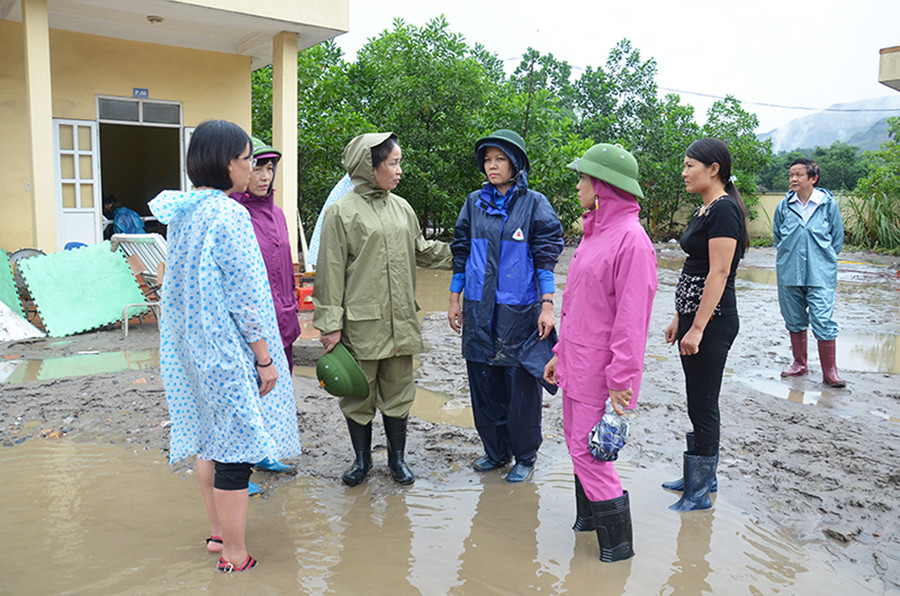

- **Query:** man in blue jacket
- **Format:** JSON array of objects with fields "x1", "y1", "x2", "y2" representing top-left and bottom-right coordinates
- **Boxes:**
[{"x1": 773, "y1": 158, "x2": 846, "y2": 387}]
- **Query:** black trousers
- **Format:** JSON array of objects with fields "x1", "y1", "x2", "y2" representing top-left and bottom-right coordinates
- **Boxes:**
[
  {"x1": 677, "y1": 313, "x2": 739, "y2": 456},
  {"x1": 466, "y1": 361, "x2": 542, "y2": 465}
]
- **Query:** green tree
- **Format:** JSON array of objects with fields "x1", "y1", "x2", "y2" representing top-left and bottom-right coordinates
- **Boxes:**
[
  {"x1": 813, "y1": 141, "x2": 869, "y2": 191},
  {"x1": 757, "y1": 142, "x2": 869, "y2": 194},
  {"x1": 251, "y1": 41, "x2": 369, "y2": 231},
  {"x1": 249, "y1": 27, "x2": 774, "y2": 245},
  {"x1": 510, "y1": 48, "x2": 576, "y2": 134},
  {"x1": 632, "y1": 94, "x2": 701, "y2": 238},
  {"x1": 756, "y1": 150, "x2": 804, "y2": 193},
  {"x1": 848, "y1": 117, "x2": 900, "y2": 251},
  {"x1": 346, "y1": 17, "x2": 496, "y2": 237},
  {"x1": 293, "y1": 42, "x2": 371, "y2": 230},
  {"x1": 702, "y1": 95, "x2": 772, "y2": 218},
  {"x1": 574, "y1": 39, "x2": 658, "y2": 144}
]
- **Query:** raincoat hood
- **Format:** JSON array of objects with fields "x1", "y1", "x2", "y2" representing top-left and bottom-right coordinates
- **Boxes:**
[
  {"x1": 149, "y1": 189, "x2": 220, "y2": 226},
  {"x1": 231, "y1": 188, "x2": 275, "y2": 210},
  {"x1": 342, "y1": 132, "x2": 396, "y2": 200},
  {"x1": 583, "y1": 179, "x2": 642, "y2": 235},
  {"x1": 476, "y1": 129, "x2": 530, "y2": 190}
]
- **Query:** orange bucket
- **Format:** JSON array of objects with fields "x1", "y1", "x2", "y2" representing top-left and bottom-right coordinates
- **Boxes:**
[{"x1": 297, "y1": 285, "x2": 315, "y2": 311}]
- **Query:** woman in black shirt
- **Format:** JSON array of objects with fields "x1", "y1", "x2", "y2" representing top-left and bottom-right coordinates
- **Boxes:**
[{"x1": 663, "y1": 138, "x2": 748, "y2": 511}]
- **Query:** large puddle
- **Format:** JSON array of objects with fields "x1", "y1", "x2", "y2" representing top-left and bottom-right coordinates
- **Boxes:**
[
  {"x1": 0, "y1": 349, "x2": 159, "y2": 383},
  {"x1": 0, "y1": 440, "x2": 879, "y2": 594},
  {"x1": 658, "y1": 254, "x2": 900, "y2": 287},
  {"x1": 0, "y1": 260, "x2": 896, "y2": 592}
]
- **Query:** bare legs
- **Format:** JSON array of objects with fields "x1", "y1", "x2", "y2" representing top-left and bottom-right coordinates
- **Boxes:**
[
  {"x1": 213, "y1": 487, "x2": 250, "y2": 566},
  {"x1": 196, "y1": 458, "x2": 222, "y2": 553}
]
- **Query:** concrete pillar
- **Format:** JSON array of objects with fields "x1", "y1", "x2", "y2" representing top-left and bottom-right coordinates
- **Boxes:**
[
  {"x1": 22, "y1": 0, "x2": 56, "y2": 251},
  {"x1": 272, "y1": 31, "x2": 300, "y2": 265}
]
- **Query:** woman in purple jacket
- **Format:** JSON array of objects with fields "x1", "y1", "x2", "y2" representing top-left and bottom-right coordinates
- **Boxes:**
[
  {"x1": 544, "y1": 144, "x2": 657, "y2": 562},
  {"x1": 224, "y1": 137, "x2": 299, "y2": 484},
  {"x1": 231, "y1": 137, "x2": 302, "y2": 369}
]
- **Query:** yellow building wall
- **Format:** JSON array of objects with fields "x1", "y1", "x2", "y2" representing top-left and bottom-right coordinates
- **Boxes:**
[
  {"x1": 1, "y1": 19, "x2": 252, "y2": 252},
  {"x1": 1, "y1": 21, "x2": 34, "y2": 252},
  {"x1": 749, "y1": 193, "x2": 783, "y2": 241}
]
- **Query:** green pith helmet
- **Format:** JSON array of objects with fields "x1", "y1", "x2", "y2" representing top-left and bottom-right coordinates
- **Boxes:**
[
  {"x1": 475, "y1": 129, "x2": 530, "y2": 173},
  {"x1": 316, "y1": 343, "x2": 369, "y2": 399},
  {"x1": 250, "y1": 136, "x2": 281, "y2": 161},
  {"x1": 567, "y1": 144, "x2": 643, "y2": 199}
]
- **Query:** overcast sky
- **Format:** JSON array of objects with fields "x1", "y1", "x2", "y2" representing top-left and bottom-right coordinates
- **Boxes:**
[{"x1": 334, "y1": 0, "x2": 900, "y2": 134}]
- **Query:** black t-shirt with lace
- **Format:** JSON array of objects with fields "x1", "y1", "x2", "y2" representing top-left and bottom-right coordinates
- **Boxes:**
[{"x1": 675, "y1": 195, "x2": 743, "y2": 317}]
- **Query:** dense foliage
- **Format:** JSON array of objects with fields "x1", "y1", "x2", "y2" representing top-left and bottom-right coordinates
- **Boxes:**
[
  {"x1": 757, "y1": 140, "x2": 871, "y2": 193},
  {"x1": 251, "y1": 18, "x2": 776, "y2": 241},
  {"x1": 847, "y1": 117, "x2": 900, "y2": 251}
]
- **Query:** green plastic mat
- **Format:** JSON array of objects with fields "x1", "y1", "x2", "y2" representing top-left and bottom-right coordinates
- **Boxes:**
[
  {"x1": 18, "y1": 241, "x2": 147, "y2": 337},
  {"x1": 0, "y1": 251, "x2": 25, "y2": 318}
]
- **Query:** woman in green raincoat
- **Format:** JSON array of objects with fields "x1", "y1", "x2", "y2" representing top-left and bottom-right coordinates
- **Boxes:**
[{"x1": 313, "y1": 132, "x2": 452, "y2": 486}]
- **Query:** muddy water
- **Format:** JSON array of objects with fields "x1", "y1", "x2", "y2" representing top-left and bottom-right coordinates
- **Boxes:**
[
  {"x1": 0, "y1": 441, "x2": 876, "y2": 594},
  {"x1": 0, "y1": 259, "x2": 893, "y2": 593},
  {"x1": 737, "y1": 373, "x2": 900, "y2": 424},
  {"x1": 1, "y1": 349, "x2": 159, "y2": 383},
  {"x1": 655, "y1": 256, "x2": 900, "y2": 375}
]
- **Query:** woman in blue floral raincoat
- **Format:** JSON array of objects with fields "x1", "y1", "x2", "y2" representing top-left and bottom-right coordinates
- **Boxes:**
[{"x1": 149, "y1": 120, "x2": 301, "y2": 573}]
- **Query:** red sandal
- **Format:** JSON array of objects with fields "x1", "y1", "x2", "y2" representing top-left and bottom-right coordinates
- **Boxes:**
[
  {"x1": 216, "y1": 555, "x2": 257, "y2": 573},
  {"x1": 205, "y1": 536, "x2": 223, "y2": 552}
]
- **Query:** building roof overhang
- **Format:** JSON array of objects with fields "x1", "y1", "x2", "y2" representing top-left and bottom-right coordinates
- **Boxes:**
[{"x1": 2, "y1": 0, "x2": 349, "y2": 69}]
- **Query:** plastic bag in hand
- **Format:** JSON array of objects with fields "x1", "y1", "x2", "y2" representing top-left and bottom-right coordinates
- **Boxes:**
[{"x1": 588, "y1": 398, "x2": 629, "y2": 462}]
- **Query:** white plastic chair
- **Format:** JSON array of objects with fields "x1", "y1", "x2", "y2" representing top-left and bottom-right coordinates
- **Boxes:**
[{"x1": 111, "y1": 233, "x2": 167, "y2": 336}]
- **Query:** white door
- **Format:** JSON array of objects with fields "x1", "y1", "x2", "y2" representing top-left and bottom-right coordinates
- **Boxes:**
[
  {"x1": 54, "y1": 119, "x2": 101, "y2": 249},
  {"x1": 181, "y1": 126, "x2": 195, "y2": 190}
]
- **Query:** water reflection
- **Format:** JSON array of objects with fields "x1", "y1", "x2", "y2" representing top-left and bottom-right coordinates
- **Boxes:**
[
  {"x1": 331, "y1": 489, "x2": 417, "y2": 594},
  {"x1": 1, "y1": 349, "x2": 159, "y2": 382},
  {"x1": 661, "y1": 511, "x2": 713, "y2": 595},
  {"x1": 410, "y1": 386, "x2": 474, "y2": 428},
  {"x1": 456, "y1": 481, "x2": 543, "y2": 592},
  {"x1": 741, "y1": 373, "x2": 900, "y2": 424},
  {"x1": 839, "y1": 331, "x2": 900, "y2": 374},
  {"x1": 658, "y1": 257, "x2": 779, "y2": 287},
  {"x1": 740, "y1": 522, "x2": 810, "y2": 589},
  {"x1": 415, "y1": 269, "x2": 453, "y2": 316}
]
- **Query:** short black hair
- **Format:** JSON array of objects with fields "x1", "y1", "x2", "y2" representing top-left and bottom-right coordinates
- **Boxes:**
[
  {"x1": 187, "y1": 120, "x2": 251, "y2": 190},
  {"x1": 371, "y1": 134, "x2": 399, "y2": 169},
  {"x1": 790, "y1": 158, "x2": 820, "y2": 185}
]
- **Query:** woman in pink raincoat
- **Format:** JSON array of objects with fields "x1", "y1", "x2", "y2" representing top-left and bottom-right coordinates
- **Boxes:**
[{"x1": 544, "y1": 144, "x2": 657, "y2": 562}]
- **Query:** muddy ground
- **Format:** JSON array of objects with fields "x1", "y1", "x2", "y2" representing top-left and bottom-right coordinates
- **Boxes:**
[{"x1": 1, "y1": 245, "x2": 898, "y2": 591}]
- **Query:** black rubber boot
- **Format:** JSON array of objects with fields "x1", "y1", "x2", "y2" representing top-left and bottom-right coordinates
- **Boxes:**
[
  {"x1": 661, "y1": 432, "x2": 718, "y2": 493},
  {"x1": 669, "y1": 452, "x2": 717, "y2": 511},
  {"x1": 342, "y1": 418, "x2": 372, "y2": 487},
  {"x1": 573, "y1": 475, "x2": 595, "y2": 531},
  {"x1": 590, "y1": 490, "x2": 635, "y2": 562},
  {"x1": 383, "y1": 414, "x2": 415, "y2": 485}
]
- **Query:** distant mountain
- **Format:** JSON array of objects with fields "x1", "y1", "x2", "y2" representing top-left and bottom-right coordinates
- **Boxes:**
[{"x1": 758, "y1": 95, "x2": 900, "y2": 153}]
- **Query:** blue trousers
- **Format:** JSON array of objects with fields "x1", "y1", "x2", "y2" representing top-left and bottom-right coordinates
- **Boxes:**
[
  {"x1": 777, "y1": 285, "x2": 839, "y2": 341},
  {"x1": 466, "y1": 361, "x2": 542, "y2": 466}
]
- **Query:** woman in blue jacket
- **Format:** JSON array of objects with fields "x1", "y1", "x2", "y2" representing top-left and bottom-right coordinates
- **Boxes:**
[
  {"x1": 773, "y1": 158, "x2": 846, "y2": 387},
  {"x1": 448, "y1": 129, "x2": 564, "y2": 483}
]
